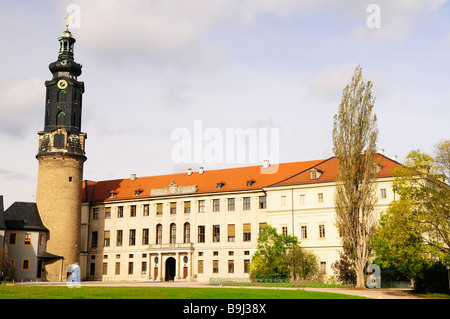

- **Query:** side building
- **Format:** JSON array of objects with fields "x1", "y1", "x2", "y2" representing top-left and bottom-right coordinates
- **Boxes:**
[{"x1": 81, "y1": 154, "x2": 401, "y2": 282}]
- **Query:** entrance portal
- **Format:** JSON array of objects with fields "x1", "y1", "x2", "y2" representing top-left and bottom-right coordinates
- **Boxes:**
[{"x1": 165, "y1": 257, "x2": 176, "y2": 281}]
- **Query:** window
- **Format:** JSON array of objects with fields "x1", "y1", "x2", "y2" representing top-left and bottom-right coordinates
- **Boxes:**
[
  {"x1": 115, "y1": 262, "x2": 120, "y2": 275},
  {"x1": 259, "y1": 196, "x2": 267, "y2": 209},
  {"x1": 198, "y1": 200, "x2": 205, "y2": 213},
  {"x1": 243, "y1": 197, "x2": 251, "y2": 210},
  {"x1": 282, "y1": 227, "x2": 288, "y2": 237},
  {"x1": 156, "y1": 224, "x2": 162, "y2": 244},
  {"x1": 104, "y1": 231, "x2": 110, "y2": 247},
  {"x1": 320, "y1": 262, "x2": 327, "y2": 275},
  {"x1": 243, "y1": 223, "x2": 251, "y2": 241},
  {"x1": 213, "y1": 225, "x2": 220, "y2": 242},
  {"x1": 91, "y1": 231, "x2": 98, "y2": 248},
  {"x1": 117, "y1": 206, "x2": 123, "y2": 218},
  {"x1": 93, "y1": 208, "x2": 99, "y2": 220},
  {"x1": 244, "y1": 259, "x2": 250, "y2": 273},
  {"x1": 129, "y1": 229, "x2": 136, "y2": 246},
  {"x1": 227, "y1": 224, "x2": 235, "y2": 242},
  {"x1": 8, "y1": 233, "x2": 16, "y2": 245},
  {"x1": 116, "y1": 230, "x2": 123, "y2": 246},
  {"x1": 198, "y1": 260, "x2": 204, "y2": 274},
  {"x1": 299, "y1": 194, "x2": 305, "y2": 205},
  {"x1": 281, "y1": 196, "x2": 286, "y2": 206},
  {"x1": 228, "y1": 198, "x2": 235, "y2": 211},
  {"x1": 184, "y1": 222, "x2": 190, "y2": 243},
  {"x1": 170, "y1": 223, "x2": 176, "y2": 244},
  {"x1": 130, "y1": 205, "x2": 136, "y2": 217},
  {"x1": 24, "y1": 233, "x2": 32, "y2": 245},
  {"x1": 228, "y1": 260, "x2": 234, "y2": 273},
  {"x1": 103, "y1": 263, "x2": 108, "y2": 275},
  {"x1": 301, "y1": 226, "x2": 307, "y2": 239},
  {"x1": 39, "y1": 233, "x2": 44, "y2": 246},
  {"x1": 319, "y1": 225, "x2": 326, "y2": 238},
  {"x1": 318, "y1": 193, "x2": 324, "y2": 203},
  {"x1": 380, "y1": 188, "x2": 387, "y2": 199},
  {"x1": 142, "y1": 228, "x2": 149, "y2": 245},
  {"x1": 198, "y1": 225, "x2": 205, "y2": 243},
  {"x1": 213, "y1": 199, "x2": 220, "y2": 212},
  {"x1": 105, "y1": 207, "x2": 111, "y2": 218},
  {"x1": 213, "y1": 260, "x2": 219, "y2": 273},
  {"x1": 22, "y1": 259, "x2": 30, "y2": 270},
  {"x1": 184, "y1": 201, "x2": 191, "y2": 214},
  {"x1": 170, "y1": 202, "x2": 177, "y2": 214},
  {"x1": 142, "y1": 261, "x2": 147, "y2": 274},
  {"x1": 259, "y1": 223, "x2": 267, "y2": 233},
  {"x1": 156, "y1": 203, "x2": 163, "y2": 215},
  {"x1": 246, "y1": 180, "x2": 255, "y2": 187},
  {"x1": 128, "y1": 262, "x2": 134, "y2": 275},
  {"x1": 143, "y1": 204, "x2": 149, "y2": 216}
]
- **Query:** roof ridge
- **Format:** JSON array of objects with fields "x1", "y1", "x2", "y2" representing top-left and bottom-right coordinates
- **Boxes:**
[{"x1": 266, "y1": 157, "x2": 335, "y2": 188}]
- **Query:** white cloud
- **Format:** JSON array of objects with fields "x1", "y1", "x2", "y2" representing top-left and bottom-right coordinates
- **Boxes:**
[{"x1": 0, "y1": 74, "x2": 43, "y2": 138}]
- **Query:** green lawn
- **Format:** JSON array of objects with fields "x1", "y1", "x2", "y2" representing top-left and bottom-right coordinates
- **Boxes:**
[{"x1": 0, "y1": 286, "x2": 365, "y2": 299}]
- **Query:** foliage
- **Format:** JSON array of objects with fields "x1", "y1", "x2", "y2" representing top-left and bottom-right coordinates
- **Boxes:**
[
  {"x1": 286, "y1": 247, "x2": 318, "y2": 280},
  {"x1": 250, "y1": 225, "x2": 297, "y2": 280},
  {"x1": 332, "y1": 65, "x2": 378, "y2": 288},
  {"x1": 0, "y1": 249, "x2": 16, "y2": 282},
  {"x1": 249, "y1": 225, "x2": 319, "y2": 281},
  {"x1": 372, "y1": 141, "x2": 450, "y2": 289},
  {"x1": 331, "y1": 250, "x2": 356, "y2": 284}
]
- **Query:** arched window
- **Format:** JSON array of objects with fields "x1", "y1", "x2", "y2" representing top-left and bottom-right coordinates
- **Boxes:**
[
  {"x1": 156, "y1": 224, "x2": 162, "y2": 244},
  {"x1": 57, "y1": 111, "x2": 66, "y2": 126},
  {"x1": 57, "y1": 90, "x2": 66, "y2": 103},
  {"x1": 170, "y1": 223, "x2": 176, "y2": 244},
  {"x1": 183, "y1": 222, "x2": 190, "y2": 243}
]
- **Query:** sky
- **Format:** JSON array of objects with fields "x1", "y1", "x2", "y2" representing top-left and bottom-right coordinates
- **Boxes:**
[{"x1": 0, "y1": 0, "x2": 449, "y2": 208}]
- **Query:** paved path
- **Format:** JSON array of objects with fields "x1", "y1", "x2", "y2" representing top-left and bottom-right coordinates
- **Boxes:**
[{"x1": 13, "y1": 280, "x2": 422, "y2": 299}]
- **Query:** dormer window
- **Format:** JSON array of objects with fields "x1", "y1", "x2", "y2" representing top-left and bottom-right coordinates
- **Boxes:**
[
  {"x1": 310, "y1": 168, "x2": 322, "y2": 180},
  {"x1": 216, "y1": 182, "x2": 225, "y2": 189},
  {"x1": 134, "y1": 189, "x2": 143, "y2": 196},
  {"x1": 109, "y1": 192, "x2": 117, "y2": 198},
  {"x1": 246, "y1": 180, "x2": 255, "y2": 187}
]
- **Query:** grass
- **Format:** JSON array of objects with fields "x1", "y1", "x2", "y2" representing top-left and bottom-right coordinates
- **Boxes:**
[{"x1": 0, "y1": 286, "x2": 365, "y2": 299}]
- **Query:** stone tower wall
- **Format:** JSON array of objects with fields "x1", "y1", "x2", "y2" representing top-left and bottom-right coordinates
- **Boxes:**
[{"x1": 36, "y1": 155, "x2": 84, "y2": 282}]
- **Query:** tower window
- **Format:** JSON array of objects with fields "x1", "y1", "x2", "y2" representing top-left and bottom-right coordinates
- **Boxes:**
[
  {"x1": 69, "y1": 176, "x2": 72, "y2": 182},
  {"x1": 54, "y1": 134, "x2": 65, "y2": 148}
]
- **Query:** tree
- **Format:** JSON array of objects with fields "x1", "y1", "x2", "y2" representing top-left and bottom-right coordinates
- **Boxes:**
[
  {"x1": 372, "y1": 143, "x2": 450, "y2": 282},
  {"x1": 332, "y1": 65, "x2": 379, "y2": 288},
  {"x1": 249, "y1": 225, "x2": 297, "y2": 280},
  {"x1": 286, "y1": 247, "x2": 318, "y2": 280}
]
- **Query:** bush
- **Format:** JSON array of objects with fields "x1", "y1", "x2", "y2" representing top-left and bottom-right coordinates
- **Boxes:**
[{"x1": 413, "y1": 262, "x2": 449, "y2": 294}]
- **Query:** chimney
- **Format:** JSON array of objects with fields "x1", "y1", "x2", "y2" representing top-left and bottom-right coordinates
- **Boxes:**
[
  {"x1": 187, "y1": 168, "x2": 192, "y2": 176},
  {"x1": 377, "y1": 149, "x2": 385, "y2": 155},
  {"x1": 392, "y1": 155, "x2": 398, "y2": 162},
  {"x1": 263, "y1": 160, "x2": 270, "y2": 169},
  {"x1": 131, "y1": 174, "x2": 136, "y2": 181},
  {"x1": 199, "y1": 167, "x2": 204, "y2": 175},
  {"x1": 0, "y1": 195, "x2": 4, "y2": 213}
]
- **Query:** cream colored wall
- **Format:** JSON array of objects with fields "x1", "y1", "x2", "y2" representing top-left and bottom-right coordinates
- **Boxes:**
[{"x1": 83, "y1": 177, "x2": 395, "y2": 282}]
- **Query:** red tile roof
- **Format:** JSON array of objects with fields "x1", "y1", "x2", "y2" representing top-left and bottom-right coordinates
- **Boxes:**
[{"x1": 82, "y1": 155, "x2": 402, "y2": 203}]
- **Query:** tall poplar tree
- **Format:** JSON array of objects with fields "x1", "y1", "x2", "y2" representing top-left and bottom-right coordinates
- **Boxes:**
[{"x1": 332, "y1": 65, "x2": 378, "y2": 288}]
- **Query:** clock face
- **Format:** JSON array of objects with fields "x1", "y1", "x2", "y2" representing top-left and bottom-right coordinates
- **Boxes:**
[
  {"x1": 57, "y1": 79, "x2": 68, "y2": 89},
  {"x1": 60, "y1": 60, "x2": 67, "y2": 66}
]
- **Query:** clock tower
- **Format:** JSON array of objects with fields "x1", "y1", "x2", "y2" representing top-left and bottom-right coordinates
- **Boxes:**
[{"x1": 35, "y1": 26, "x2": 87, "y2": 282}]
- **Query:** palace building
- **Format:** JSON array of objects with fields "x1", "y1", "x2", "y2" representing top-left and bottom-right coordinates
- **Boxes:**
[
  {"x1": 0, "y1": 26, "x2": 402, "y2": 283},
  {"x1": 80, "y1": 154, "x2": 401, "y2": 282}
]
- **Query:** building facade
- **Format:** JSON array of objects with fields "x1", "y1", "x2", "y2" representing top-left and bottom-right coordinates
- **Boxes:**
[{"x1": 81, "y1": 155, "x2": 400, "y2": 282}]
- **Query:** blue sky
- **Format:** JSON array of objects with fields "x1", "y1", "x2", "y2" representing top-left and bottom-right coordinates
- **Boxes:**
[{"x1": 0, "y1": 0, "x2": 449, "y2": 207}]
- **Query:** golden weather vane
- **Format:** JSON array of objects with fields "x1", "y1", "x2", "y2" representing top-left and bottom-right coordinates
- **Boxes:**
[{"x1": 64, "y1": 13, "x2": 73, "y2": 29}]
